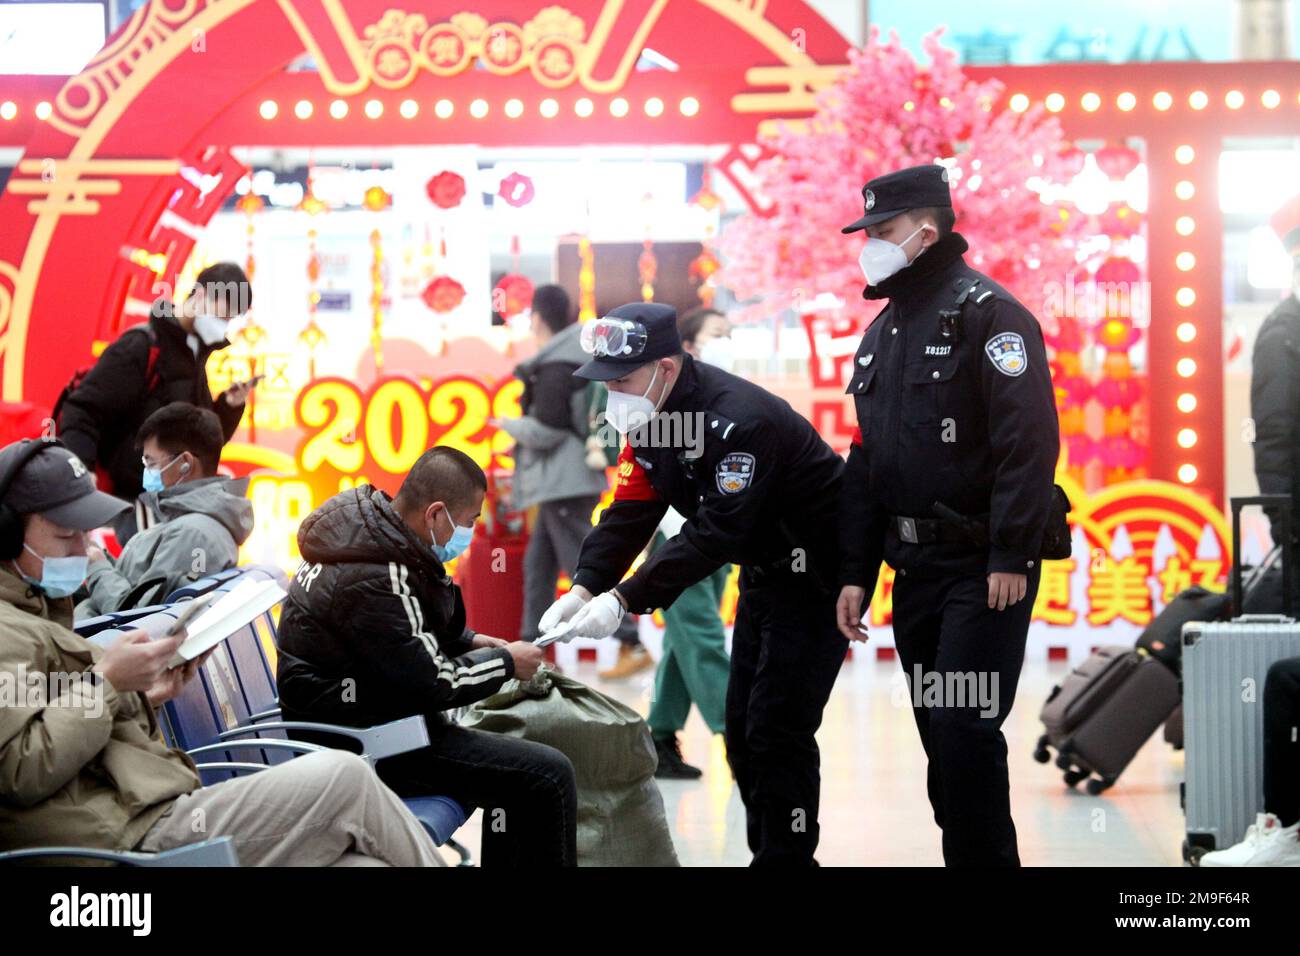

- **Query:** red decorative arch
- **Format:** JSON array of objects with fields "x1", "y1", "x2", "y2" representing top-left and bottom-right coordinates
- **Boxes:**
[{"x1": 0, "y1": 0, "x2": 851, "y2": 407}]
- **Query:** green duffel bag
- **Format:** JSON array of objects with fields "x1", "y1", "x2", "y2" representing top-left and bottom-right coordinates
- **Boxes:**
[{"x1": 460, "y1": 667, "x2": 679, "y2": 867}]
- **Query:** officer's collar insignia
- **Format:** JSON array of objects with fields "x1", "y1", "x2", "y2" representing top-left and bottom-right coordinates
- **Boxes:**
[
  {"x1": 985, "y1": 331, "x2": 1028, "y2": 377},
  {"x1": 716, "y1": 452, "x2": 756, "y2": 495},
  {"x1": 863, "y1": 188, "x2": 875, "y2": 211}
]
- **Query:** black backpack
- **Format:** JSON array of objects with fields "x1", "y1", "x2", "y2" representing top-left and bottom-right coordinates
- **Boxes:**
[{"x1": 51, "y1": 324, "x2": 163, "y2": 427}]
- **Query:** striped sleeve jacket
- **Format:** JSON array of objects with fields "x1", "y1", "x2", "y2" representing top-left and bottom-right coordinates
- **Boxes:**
[{"x1": 275, "y1": 485, "x2": 514, "y2": 729}]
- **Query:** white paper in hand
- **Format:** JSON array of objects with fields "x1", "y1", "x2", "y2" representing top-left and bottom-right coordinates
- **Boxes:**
[
  {"x1": 534, "y1": 620, "x2": 575, "y2": 648},
  {"x1": 162, "y1": 578, "x2": 287, "y2": 667}
]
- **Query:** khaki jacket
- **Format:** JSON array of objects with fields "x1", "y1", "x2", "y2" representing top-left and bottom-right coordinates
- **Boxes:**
[{"x1": 0, "y1": 566, "x2": 200, "y2": 851}]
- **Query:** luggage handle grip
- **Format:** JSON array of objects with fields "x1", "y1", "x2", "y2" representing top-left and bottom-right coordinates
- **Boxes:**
[
  {"x1": 1230, "y1": 614, "x2": 1296, "y2": 624},
  {"x1": 1230, "y1": 495, "x2": 1293, "y2": 618}
]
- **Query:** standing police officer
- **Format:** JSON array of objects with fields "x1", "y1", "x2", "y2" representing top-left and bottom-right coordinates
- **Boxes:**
[
  {"x1": 835, "y1": 165, "x2": 1060, "y2": 866},
  {"x1": 540, "y1": 301, "x2": 848, "y2": 866}
]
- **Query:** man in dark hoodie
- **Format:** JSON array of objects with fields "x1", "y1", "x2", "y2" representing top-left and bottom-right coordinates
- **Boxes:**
[
  {"x1": 76, "y1": 402, "x2": 254, "y2": 618},
  {"x1": 276, "y1": 446, "x2": 578, "y2": 866},
  {"x1": 57, "y1": 263, "x2": 255, "y2": 541}
]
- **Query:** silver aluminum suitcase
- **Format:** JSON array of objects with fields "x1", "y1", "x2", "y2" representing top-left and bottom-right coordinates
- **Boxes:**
[
  {"x1": 1181, "y1": 495, "x2": 1296, "y2": 863},
  {"x1": 1181, "y1": 614, "x2": 1300, "y2": 861}
]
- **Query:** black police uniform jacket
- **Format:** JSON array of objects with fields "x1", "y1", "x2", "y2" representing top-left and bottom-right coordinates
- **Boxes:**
[
  {"x1": 58, "y1": 300, "x2": 246, "y2": 499},
  {"x1": 275, "y1": 485, "x2": 514, "y2": 730},
  {"x1": 572, "y1": 354, "x2": 844, "y2": 613},
  {"x1": 839, "y1": 232, "x2": 1060, "y2": 593},
  {"x1": 1250, "y1": 292, "x2": 1300, "y2": 542}
]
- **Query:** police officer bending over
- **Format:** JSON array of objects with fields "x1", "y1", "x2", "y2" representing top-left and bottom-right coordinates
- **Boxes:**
[
  {"x1": 540, "y1": 302, "x2": 848, "y2": 866},
  {"x1": 836, "y1": 165, "x2": 1061, "y2": 866}
]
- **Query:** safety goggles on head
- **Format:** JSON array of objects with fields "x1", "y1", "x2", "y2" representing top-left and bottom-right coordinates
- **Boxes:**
[{"x1": 580, "y1": 317, "x2": 648, "y2": 358}]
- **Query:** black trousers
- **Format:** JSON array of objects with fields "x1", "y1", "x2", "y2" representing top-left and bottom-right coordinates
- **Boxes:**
[
  {"x1": 1264, "y1": 656, "x2": 1300, "y2": 827},
  {"x1": 726, "y1": 568, "x2": 847, "y2": 866},
  {"x1": 377, "y1": 723, "x2": 579, "y2": 867},
  {"x1": 891, "y1": 567, "x2": 1040, "y2": 867}
]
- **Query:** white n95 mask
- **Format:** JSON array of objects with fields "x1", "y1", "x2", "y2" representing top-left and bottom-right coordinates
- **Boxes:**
[
  {"x1": 605, "y1": 366, "x2": 661, "y2": 435},
  {"x1": 858, "y1": 226, "x2": 925, "y2": 285}
]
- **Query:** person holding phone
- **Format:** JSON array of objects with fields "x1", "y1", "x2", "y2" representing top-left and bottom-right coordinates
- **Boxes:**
[
  {"x1": 0, "y1": 438, "x2": 442, "y2": 866},
  {"x1": 56, "y1": 262, "x2": 256, "y2": 543}
]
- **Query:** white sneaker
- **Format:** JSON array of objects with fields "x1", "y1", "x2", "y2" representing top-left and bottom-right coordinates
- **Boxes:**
[
  {"x1": 1200, "y1": 813, "x2": 1282, "y2": 866},
  {"x1": 1243, "y1": 819, "x2": 1300, "y2": 866}
]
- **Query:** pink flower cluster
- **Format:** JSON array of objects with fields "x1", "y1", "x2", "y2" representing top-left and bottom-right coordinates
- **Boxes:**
[{"x1": 719, "y1": 27, "x2": 1085, "y2": 329}]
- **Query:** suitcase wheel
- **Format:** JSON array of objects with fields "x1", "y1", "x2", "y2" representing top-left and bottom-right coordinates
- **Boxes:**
[
  {"x1": 1062, "y1": 769, "x2": 1087, "y2": 788},
  {"x1": 1032, "y1": 735, "x2": 1051, "y2": 764},
  {"x1": 1054, "y1": 753, "x2": 1073, "y2": 770},
  {"x1": 1085, "y1": 777, "x2": 1110, "y2": 796}
]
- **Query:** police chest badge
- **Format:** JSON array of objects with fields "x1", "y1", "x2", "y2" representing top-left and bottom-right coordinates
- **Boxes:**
[
  {"x1": 984, "y1": 332, "x2": 1028, "y2": 377},
  {"x1": 716, "y1": 452, "x2": 756, "y2": 495}
]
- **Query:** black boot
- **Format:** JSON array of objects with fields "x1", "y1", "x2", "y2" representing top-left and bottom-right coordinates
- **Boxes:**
[{"x1": 654, "y1": 734, "x2": 703, "y2": 779}]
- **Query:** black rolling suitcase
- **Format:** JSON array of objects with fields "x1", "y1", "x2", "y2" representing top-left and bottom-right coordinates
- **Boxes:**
[{"x1": 1033, "y1": 645, "x2": 1180, "y2": 794}]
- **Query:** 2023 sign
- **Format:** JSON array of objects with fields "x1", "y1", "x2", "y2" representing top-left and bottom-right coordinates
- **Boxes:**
[{"x1": 293, "y1": 374, "x2": 524, "y2": 491}]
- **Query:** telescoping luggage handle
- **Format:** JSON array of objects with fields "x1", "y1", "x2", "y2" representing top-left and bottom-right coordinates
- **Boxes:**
[{"x1": 1230, "y1": 495, "x2": 1293, "y2": 618}]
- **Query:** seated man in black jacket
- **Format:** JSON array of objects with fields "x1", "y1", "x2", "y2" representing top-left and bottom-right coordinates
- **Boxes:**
[{"x1": 276, "y1": 446, "x2": 578, "y2": 866}]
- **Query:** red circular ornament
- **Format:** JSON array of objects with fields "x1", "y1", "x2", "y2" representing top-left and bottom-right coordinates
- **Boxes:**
[
  {"x1": 494, "y1": 273, "x2": 534, "y2": 319},
  {"x1": 427, "y1": 171, "x2": 466, "y2": 209},
  {"x1": 422, "y1": 276, "x2": 466, "y2": 313}
]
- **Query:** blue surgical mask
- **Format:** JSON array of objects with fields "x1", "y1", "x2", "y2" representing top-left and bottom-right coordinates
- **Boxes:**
[
  {"x1": 431, "y1": 512, "x2": 475, "y2": 564},
  {"x1": 142, "y1": 455, "x2": 180, "y2": 493},
  {"x1": 20, "y1": 544, "x2": 89, "y2": 598}
]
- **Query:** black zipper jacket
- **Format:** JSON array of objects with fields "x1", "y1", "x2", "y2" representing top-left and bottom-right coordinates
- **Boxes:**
[
  {"x1": 839, "y1": 232, "x2": 1060, "y2": 592},
  {"x1": 572, "y1": 354, "x2": 844, "y2": 613},
  {"x1": 58, "y1": 300, "x2": 245, "y2": 498},
  {"x1": 276, "y1": 485, "x2": 514, "y2": 731}
]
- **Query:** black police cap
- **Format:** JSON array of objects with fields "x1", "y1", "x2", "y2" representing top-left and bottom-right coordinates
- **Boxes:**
[
  {"x1": 842, "y1": 164, "x2": 953, "y2": 233},
  {"x1": 575, "y1": 302, "x2": 683, "y2": 381}
]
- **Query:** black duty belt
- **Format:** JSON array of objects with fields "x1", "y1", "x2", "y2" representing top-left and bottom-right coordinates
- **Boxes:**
[{"x1": 892, "y1": 515, "x2": 972, "y2": 546}]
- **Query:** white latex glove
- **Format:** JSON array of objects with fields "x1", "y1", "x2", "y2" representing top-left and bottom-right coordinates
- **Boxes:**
[
  {"x1": 539, "y1": 589, "x2": 588, "y2": 634},
  {"x1": 567, "y1": 591, "x2": 626, "y2": 640}
]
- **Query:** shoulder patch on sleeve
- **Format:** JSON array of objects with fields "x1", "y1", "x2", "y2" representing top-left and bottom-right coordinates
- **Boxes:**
[
  {"x1": 984, "y1": 331, "x2": 1028, "y2": 377},
  {"x1": 716, "y1": 452, "x2": 756, "y2": 494}
]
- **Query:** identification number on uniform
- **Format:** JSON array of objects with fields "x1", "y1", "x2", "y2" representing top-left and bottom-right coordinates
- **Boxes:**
[
  {"x1": 716, "y1": 452, "x2": 756, "y2": 494},
  {"x1": 984, "y1": 332, "x2": 1028, "y2": 377}
]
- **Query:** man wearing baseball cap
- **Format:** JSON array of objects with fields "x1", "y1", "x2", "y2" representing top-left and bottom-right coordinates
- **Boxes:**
[
  {"x1": 538, "y1": 301, "x2": 850, "y2": 866},
  {"x1": 837, "y1": 164, "x2": 1061, "y2": 866},
  {"x1": 0, "y1": 438, "x2": 443, "y2": 865}
]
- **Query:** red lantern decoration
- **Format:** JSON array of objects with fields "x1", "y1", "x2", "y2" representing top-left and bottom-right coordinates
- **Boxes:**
[
  {"x1": 498, "y1": 171, "x2": 535, "y2": 208},
  {"x1": 1059, "y1": 146, "x2": 1087, "y2": 178},
  {"x1": 1094, "y1": 144, "x2": 1141, "y2": 180},
  {"x1": 1097, "y1": 317, "x2": 1139, "y2": 351},
  {"x1": 493, "y1": 273, "x2": 534, "y2": 320},
  {"x1": 1098, "y1": 204, "x2": 1142, "y2": 239},
  {"x1": 1057, "y1": 374, "x2": 1093, "y2": 408},
  {"x1": 1064, "y1": 433, "x2": 1097, "y2": 467},
  {"x1": 1098, "y1": 435, "x2": 1144, "y2": 470},
  {"x1": 426, "y1": 171, "x2": 466, "y2": 209},
  {"x1": 422, "y1": 276, "x2": 466, "y2": 313}
]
